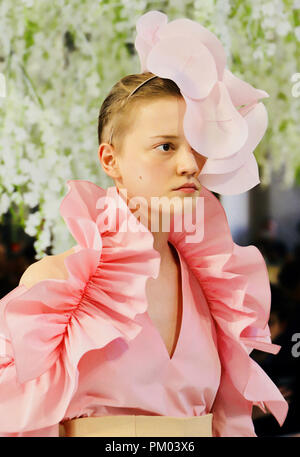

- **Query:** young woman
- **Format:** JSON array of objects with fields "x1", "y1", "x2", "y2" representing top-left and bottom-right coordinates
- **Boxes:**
[{"x1": 0, "y1": 11, "x2": 288, "y2": 437}]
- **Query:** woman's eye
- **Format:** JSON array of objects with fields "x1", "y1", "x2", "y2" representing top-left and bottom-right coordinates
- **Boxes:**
[{"x1": 155, "y1": 143, "x2": 173, "y2": 152}]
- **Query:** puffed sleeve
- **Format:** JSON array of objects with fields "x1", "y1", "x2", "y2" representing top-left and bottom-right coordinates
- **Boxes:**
[
  {"x1": 0, "y1": 249, "x2": 89, "y2": 437},
  {"x1": 173, "y1": 185, "x2": 289, "y2": 436},
  {"x1": 0, "y1": 180, "x2": 160, "y2": 437},
  {"x1": 0, "y1": 323, "x2": 60, "y2": 437},
  {"x1": 208, "y1": 243, "x2": 289, "y2": 437},
  {"x1": 0, "y1": 284, "x2": 59, "y2": 436}
]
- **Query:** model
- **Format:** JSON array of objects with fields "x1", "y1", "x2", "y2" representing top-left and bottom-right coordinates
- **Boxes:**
[{"x1": 0, "y1": 11, "x2": 288, "y2": 437}]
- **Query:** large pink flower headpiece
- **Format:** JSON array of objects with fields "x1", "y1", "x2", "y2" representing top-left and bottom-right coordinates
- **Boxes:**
[{"x1": 134, "y1": 10, "x2": 270, "y2": 195}]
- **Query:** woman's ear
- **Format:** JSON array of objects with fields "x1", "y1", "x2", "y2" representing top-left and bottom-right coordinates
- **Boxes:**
[{"x1": 98, "y1": 143, "x2": 121, "y2": 179}]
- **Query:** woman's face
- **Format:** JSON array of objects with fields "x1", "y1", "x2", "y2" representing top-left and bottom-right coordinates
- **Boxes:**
[{"x1": 99, "y1": 97, "x2": 207, "y2": 221}]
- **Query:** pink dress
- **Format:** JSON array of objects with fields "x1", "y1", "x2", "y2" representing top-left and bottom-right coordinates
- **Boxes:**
[{"x1": 0, "y1": 180, "x2": 288, "y2": 437}]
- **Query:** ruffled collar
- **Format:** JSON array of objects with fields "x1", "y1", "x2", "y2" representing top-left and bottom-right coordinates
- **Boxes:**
[
  {"x1": 61, "y1": 180, "x2": 288, "y2": 426},
  {"x1": 2, "y1": 179, "x2": 288, "y2": 432}
]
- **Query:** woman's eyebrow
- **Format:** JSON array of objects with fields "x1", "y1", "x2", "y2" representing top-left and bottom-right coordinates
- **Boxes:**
[{"x1": 149, "y1": 134, "x2": 180, "y2": 139}]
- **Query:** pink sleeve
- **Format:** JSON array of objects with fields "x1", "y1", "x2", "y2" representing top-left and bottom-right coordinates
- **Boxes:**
[
  {"x1": 211, "y1": 367, "x2": 256, "y2": 437},
  {"x1": 0, "y1": 299, "x2": 64, "y2": 437},
  {"x1": 178, "y1": 186, "x2": 289, "y2": 436},
  {"x1": 0, "y1": 181, "x2": 160, "y2": 437}
]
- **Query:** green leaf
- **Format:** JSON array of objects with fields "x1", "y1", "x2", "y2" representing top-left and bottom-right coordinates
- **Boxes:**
[
  {"x1": 24, "y1": 20, "x2": 39, "y2": 49},
  {"x1": 293, "y1": 10, "x2": 300, "y2": 27},
  {"x1": 279, "y1": 119, "x2": 288, "y2": 131},
  {"x1": 295, "y1": 166, "x2": 300, "y2": 186},
  {"x1": 278, "y1": 92, "x2": 287, "y2": 100}
]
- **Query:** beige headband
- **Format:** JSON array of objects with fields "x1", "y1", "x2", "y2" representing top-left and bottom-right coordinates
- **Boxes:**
[{"x1": 108, "y1": 75, "x2": 158, "y2": 145}]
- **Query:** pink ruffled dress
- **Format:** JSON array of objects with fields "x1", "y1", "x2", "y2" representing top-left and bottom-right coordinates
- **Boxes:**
[{"x1": 0, "y1": 180, "x2": 288, "y2": 437}]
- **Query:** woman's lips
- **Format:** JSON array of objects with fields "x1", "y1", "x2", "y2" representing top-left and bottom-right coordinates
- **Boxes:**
[{"x1": 173, "y1": 187, "x2": 197, "y2": 193}]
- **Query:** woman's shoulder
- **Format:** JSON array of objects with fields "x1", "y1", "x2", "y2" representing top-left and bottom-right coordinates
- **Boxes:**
[{"x1": 19, "y1": 246, "x2": 77, "y2": 288}]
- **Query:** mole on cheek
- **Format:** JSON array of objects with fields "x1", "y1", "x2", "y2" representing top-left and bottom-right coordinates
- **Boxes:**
[{"x1": 139, "y1": 176, "x2": 142, "y2": 180}]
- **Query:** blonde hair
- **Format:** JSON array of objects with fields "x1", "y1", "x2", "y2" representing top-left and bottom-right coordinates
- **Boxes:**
[{"x1": 97, "y1": 71, "x2": 182, "y2": 152}]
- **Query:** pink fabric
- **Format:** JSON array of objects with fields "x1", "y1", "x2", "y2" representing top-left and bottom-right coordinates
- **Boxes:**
[{"x1": 0, "y1": 180, "x2": 288, "y2": 437}]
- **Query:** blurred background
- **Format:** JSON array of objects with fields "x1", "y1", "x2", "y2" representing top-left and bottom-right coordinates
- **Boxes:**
[{"x1": 0, "y1": 0, "x2": 300, "y2": 437}]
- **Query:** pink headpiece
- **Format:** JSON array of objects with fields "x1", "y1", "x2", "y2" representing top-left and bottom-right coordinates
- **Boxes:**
[{"x1": 133, "y1": 10, "x2": 269, "y2": 195}]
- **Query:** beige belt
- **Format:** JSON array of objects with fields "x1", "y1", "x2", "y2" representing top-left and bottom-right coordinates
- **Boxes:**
[{"x1": 59, "y1": 414, "x2": 213, "y2": 437}]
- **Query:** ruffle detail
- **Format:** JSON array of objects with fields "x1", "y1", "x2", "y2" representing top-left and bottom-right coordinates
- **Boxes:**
[
  {"x1": 167, "y1": 185, "x2": 288, "y2": 427},
  {"x1": 134, "y1": 10, "x2": 269, "y2": 195},
  {"x1": 0, "y1": 180, "x2": 160, "y2": 433},
  {"x1": 0, "y1": 179, "x2": 288, "y2": 433}
]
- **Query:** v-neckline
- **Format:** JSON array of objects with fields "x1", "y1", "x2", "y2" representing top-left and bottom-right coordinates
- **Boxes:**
[{"x1": 145, "y1": 241, "x2": 185, "y2": 362}]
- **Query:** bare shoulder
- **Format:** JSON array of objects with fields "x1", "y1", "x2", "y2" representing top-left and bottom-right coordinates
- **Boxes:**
[{"x1": 19, "y1": 246, "x2": 77, "y2": 289}]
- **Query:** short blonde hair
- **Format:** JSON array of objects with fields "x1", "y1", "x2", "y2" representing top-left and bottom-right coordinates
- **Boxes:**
[{"x1": 97, "y1": 71, "x2": 182, "y2": 152}]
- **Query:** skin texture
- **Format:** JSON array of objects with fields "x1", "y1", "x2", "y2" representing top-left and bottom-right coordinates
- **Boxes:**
[
  {"x1": 97, "y1": 96, "x2": 207, "y2": 357},
  {"x1": 98, "y1": 96, "x2": 207, "y2": 259},
  {"x1": 19, "y1": 247, "x2": 76, "y2": 288}
]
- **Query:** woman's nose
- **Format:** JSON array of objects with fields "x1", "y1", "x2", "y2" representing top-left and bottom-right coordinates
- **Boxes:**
[{"x1": 176, "y1": 146, "x2": 202, "y2": 176}]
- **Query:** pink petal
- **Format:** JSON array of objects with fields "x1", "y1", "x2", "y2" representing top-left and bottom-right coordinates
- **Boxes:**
[
  {"x1": 136, "y1": 10, "x2": 168, "y2": 45},
  {"x1": 135, "y1": 35, "x2": 153, "y2": 73},
  {"x1": 222, "y1": 68, "x2": 269, "y2": 107},
  {"x1": 63, "y1": 216, "x2": 102, "y2": 251},
  {"x1": 60, "y1": 180, "x2": 105, "y2": 221},
  {"x1": 135, "y1": 10, "x2": 168, "y2": 73},
  {"x1": 182, "y1": 82, "x2": 249, "y2": 159},
  {"x1": 60, "y1": 180, "x2": 105, "y2": 250},
  {"x1": 147, "y1": 35, "x2": 218, "y2": 99},
  {"x1": 201, "y1": 102, "x2": 268, "y2": 174},
  {"x1": 199, "y1": 152, "x2": 260, "y2": 194},
  {"x1": 156, "y1": 17, "x2": 227, "y2": 80}
]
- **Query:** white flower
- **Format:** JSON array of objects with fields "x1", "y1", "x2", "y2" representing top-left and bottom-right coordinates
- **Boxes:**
[
  {"x1": 11, "y1": 192, "x2": 23, "y2": 204},
  {"x1": 14, "y1": 126, "x2": 28, "y2": 143},
  {"x1": 266, "y1": 43, "x2": 276, "y2": 56},
  {"x1": 42, "y1": 150, "x2": 60, "y2": 169},
  {"x1": 253, "y1": 48, "x2": 264, "y2": 60},
  {"x1": 295, "y1": 26, "x2": 300, "y2": 41},
  {"x1": 293, "y1": 0, "x2": 300, "y2": 9},
  {"x1": 43, "y1": 194, "x2": 61, "y2": 217},
  {"x1": 21, "y1": 0, "x2": 34, "y2": 7},
  {"x1": 0, "y1": 73, "x2": 6, "y2": 98},
  {"x1": 0, "y1": 178, "x2": 14, "y2": 193},
  {"x1": 277, "y1": 21, "x2": 292, "y2": 37},
  {"x1": 51, "y1": 219, "x2": 72, "y2": 255},
  {"x1": 261, "y1": 2, "x2": 275, "y2": 16},
  {"x1": 23, "y1": 191, "x2": 40, "y2": 208},
  {"x1": 25, "y1": 143, "x2": 40, "y2": 160},
  {"x1": 29, "y1": 163, "x2": 48, "y2": 186},
  {"x1": 25, "y1": 211, "x2": 42, "y2": 237},
  {"x1": 33, "y1": 225, "x2": 52, "y2": 253},
  {"x1": 25, "y1": 102, "x2": 42, "y2": 124},
  {"x1": 262, "y1": 17, "x2": 276, "y2": 29},
  {"x1": 19, "y1": 158, "x2": 34, "y2": 174},
  {"x1": 0, "y1": 193, "x2": 10, "y2": 216},
  {"x1": 251, "y1": 6, "x2": 261, "y2": 20},
  {"x1": 38, "y1": 226, "x2": 52, "y2": 246},
  {"x1": 48, "y1": 177, "x2": 61, "y2": 192},
  {"x1": 216, "y1": 0, "x2": 231, "y2": 15},
  {"x1": 14, "y1": 174, "x2": 28, "y2": 185},
  {"x1": 265, "y1": 30, "x2": 275, "y2": 40},
  {"x1": 1, "y1": 148, "x2": 17, "y2": 169},
  {"x1": 41, "y1": 126, "x2": 57, "y2": 147}
]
